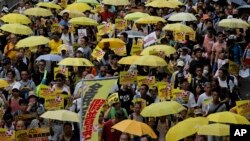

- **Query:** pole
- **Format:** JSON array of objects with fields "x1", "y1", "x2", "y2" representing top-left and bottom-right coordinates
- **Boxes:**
[{"x1": 79, "y1": 79, "x2": 84, "y2": 141}]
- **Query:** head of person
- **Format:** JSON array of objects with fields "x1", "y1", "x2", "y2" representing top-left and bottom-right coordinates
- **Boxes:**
[
  {"x1": 21, "y1": 70, "x2": 29, "y2": 81},
  {"x1": 62, "y1": 26, "x2": 69, "y2": 34},
  {"x1": 6, "y1": 70, "x2": 16, "y2": 81},
  {"x1": 119, "y1": 133, "x2": 131, "y2": 141},
  {"x1": 63, "y1": 122, "x2": 73, "y2": 136},
  {"x1": 149, "y1": 86, "x2": 158, "y2": 99},
  {"x1": 217, "y1": 32, "x2": 224, "y2": 43},
  {"x1": 38, "y1": 59, "x2": 46, "y2": 71},
  {"x1": 19, "y1": 99, "x2": 28, "y2": 112},
  {"x1": 103, "y1": 5, "x2": 109, "y2": 11},
  {"x1": 114, "y1": 110, "x2": 126, "y2": 123},
  {"x1": 147, "y1": 117, "x2": 156, "y2": 128},
  {"x1": 12, "y1": 83, "x2": 21, "y2": 98},
  {"x1": 195, "y1": 66, "x2": 203, "y2": 77},
  {"x1": 211, "y1": 88, "x2": 221, "y2": 103},
  {"x1": 62, "y1": 12, "x2": 69, "y2": 20},
  {"x1": 140, "y1": 134, "x2": 151, "y2": 141},
  {"x1": 194, "y1": 48, "x2": 203, "y2": 58},
  {"x1": 80, "y1": 36, "x2": 89, "y2": 45},
  {"x1": 27, "y1": 91, "x2": 38, "y2": 104},
  {"x1": 204, "y1": 82, "x2": 211, "y2": 95},
  {"x1": 99, "y1": 66, "x2": 107, "y2": 77},
  {"x1": 176, "y1": 60, "x2": 184, "y2": 71},
  {"x1": 180, "y1": 79, "x2": 189, "y2": 91},
  {"x1": 119, "y1": 32, "x2": 128, "y2": 42},
  {"x1": 110, "y1": 54, "x2": 119, "y2": 65},
  {"x1": 15, "y1": 120, "x2": 26, "y2": 131},
  {"x1": 180, "y1": 47, "x2": 189, "y2": 55},
  {"x1": 3, "y1": 114, "x2": 13, "y2": 127},
  {"x1": 140, "y1": 84, "x2": 149, "y2": 95},
  {"x1": 134, "y1": 102, "x2": 142, "y2": 114},
  {"x1": 55, "y1": 73, "x2": 66, "y2": 87},
  {"x1": 113, "y1": 101, "x2": 121, "y2": 110},
  {"x1": 218, "y1": 67, "x2": 228, "y2": 79},
  {"x1": 52, "y1": 32, "x2": 60, "y2": 42},
  {"x1": 3, "y1": 58, "x2": 11, "y2": 70}
]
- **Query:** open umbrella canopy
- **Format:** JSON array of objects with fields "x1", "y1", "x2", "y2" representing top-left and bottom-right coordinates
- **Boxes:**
[
  {"x1": 163, "y1": 23, "x2": 194, "y2": 32},
  {"x1": 16, "y1": 36, "x2": 50, "y2": 48},
  {"x1": 0, "y1": 13, "x2": 31, "y2": 24},
  {"x1": 133, "y1": 55, "x2": 168, "y2": 67},
  {"x1": 140, "y1": 45, "x2": 176, "y2": 56},
  {"x1": 198, "y1": 123, "x2": 229, "y2": 136},
  {"x1": 112, "y1": 119, "x2": 157, "y2": 138},
  {"x1": 0, "y1": 24, "x2": 33, "y2": 35},
  {"x1": 218, "y1": 18, "x2": 250, "y2": 29},
  {"x1": 65, "y1": 3, "x2": 92, "y2": 12},
  {"x1": 76, "y1": 0, "x2": 99, "y2": 5},
  {"x1": 166, "y1": 117, "x2": 208, "y2": 141},
  {"x1": 0, "y1": 79, "x2": 9, "y2": 88},
  {"x1": 59, "y1": 10, "x2": 85, "y2": 18},
  {"x1": 141, "y1": 101, "x2": 185, "y2": 117},
  {"x1": 36, "y1": 54, "x2": 63, "y2": 62},
  {"x1": 24, "y1": 7, "x2": 53, "y2": 17},
  {"x1": 135, "y1": 16, "x2": 166, "y2": 24},
  {"x1": 124, "y1": 12, "x2": 150, "y2": 21},
  {"x1": 168, "y1": 12, "x2": 197, "y2": 21},
  {"x1": 145, "y1": 0, "x2": 178, "y2": 8},
  {"x1": 36, "y1": 2, "x2": 62, "y2": 9},
  {"x1": 102, "y1": 0, "x2": 130, "y2": 6},
  {"x1": 40, "y1": 110, "x2": 80, "y2": 122},
  {"x1": 58, "y1": 58, "x2": 94, "y2": 67},
  {"x1": 169, "y1": 0, "x2": 184, "y2": 6},
  {"x1": 118, "y1": 30, "x2": 146, "y2": 38},
  {"x1": 69, "y1": 17, "x2": 98, "y2": 26},
  {"x1": 118, "y1": 55, "x2": 140, "y2": 65},
  {"x1": 98, "y1": 38, "x2": 125, "y2": 49},
  {"x1": 207, "y1": 111, "x2": 250, "y2": 125}
]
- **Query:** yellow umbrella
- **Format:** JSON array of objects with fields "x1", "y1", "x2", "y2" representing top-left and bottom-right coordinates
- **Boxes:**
[
  {"x1": 0, "y1": 13, "x2": 31, "y2": 24},
  {"x1": 124, "y1": 12, "x2": 150, "y2": 21},
  {"x1": 40, "y1": 110, "x2": 80, "y2": 122},
  {"x1": 168, "y1": 12, "x2": 197, "y2": 21},
  {"x1": 141, "y1": 101, "x2": 185, "y2": 117},
  {"x1": 58, "y1": 58, "x2": 94, "y2": 66},
  {"x1": 36, "y1": 2, "x2": 62, "y2": 9},
  {"x1": 140, "y1": 45, "x2": 176, "y2": 56},
  {"x1": 77, "y1": 0, "x2": 99, "y2": 5},
  {"x1": 133, "y1": 55, "x2": 168, "y2": 66},
  {"x1": 207, "y1": 111, "x2": 250, "y2": 125},
  {"x1": 218, "y1": 18, "x2": 250, "y2": 29},
  {"x1": 166, "y1": 117, "x2": 208, "y2": 141},
  {"x1": 98, "y1": 38, "x2": 125, "y2": 49},
  {"x1": 0, "y1": 24, "x2": 33, "y2": 35},
  {"x1": 16, "y1": 36, "x2": 50, "y2": 48},
  {"x1": 135, "y1": 16, "x2": 166, "y2": 24},
  {"x1": 118, "y1": 55, "x2": 140, "y2": 65},
  {"x1": 146, "y1": 0, "x2": 178, "y2": 8},
  {"x1": 24, "y1": 7, "x2": 53, "y2": 17},
  {"x1": 163, "y1": 23, "x2": 194, "y2": 32},
  {"x1": 66, "y1": 3, "x2": 92, "y2": 12},
  {"x1": 112, "y1": 119, "x2": 157, "y2": 138},
  {"x1": 169, "y1": 0, "x2": 184, "y2": 6},
  {"x1": 69, "y1": 17, "x2": 98, "y2": 26},
  {"x1": 102, "y1": 0, "x2": 130, "y2": 6},
  {"x1": 0, "y1": 79, "x2": 9, "y2": 88},
  {"x1": 59, "y1": 10, "x2": 85, "y2": 18},
  {"x1": 198, "y1": 123, "x2": 229, "y2": 136}
]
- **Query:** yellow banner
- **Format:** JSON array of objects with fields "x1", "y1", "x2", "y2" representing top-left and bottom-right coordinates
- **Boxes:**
[
  {"x1": 174, "y1": 31, "x2": 196, "y2": 42},
  {"x1": 54, "y1": 66, "x2": 69, "y2": 80},
  {"x1": 107, "y1": 93, "x2": 119, "y2": 105},
  {"x1": 0, "y1": 128, "x2": 12, "y2": 141},
  {"x1": 97, "y1": 23, "x2": 113, "y2": 35},
  {"x1": 119, "y1": 71, "x2": 137, "y2": 85},
  {"x1": 236, "y1": 100, "x2": 250, "y2": 120},
  {"x1": 82, "y1": 78, "x2": 117, "y2": 141},
  {"x1": 158, "y1": 82, "x2": 171, "y2": 100},
  {"x1": 113, "y1": 46, "x2": 126, "y2": 56},
  {"x1": 229, "y1": 61, "x2": 240, "y2": 76},
  {"x1": 130, "y1": 39, "x2": 143, "y2": 55},
  {"x1": 91, "y1": 46, "x2": 105, "y2": 61},
  {"x1": 45, "y1": 95, "x2": 64, "y2": 110},
  {"x1": 115, "y1": 19, "x2": 127, "y2": 30},
  {"x1": 137, "y1": 76, "x2": 155, "y2": 88},
  {"x1": 28, "y1": 128, "x2": 50, "y2": 141},
  {"x1": 16, "y1": 130, "x2": 29, "y2": 141}
]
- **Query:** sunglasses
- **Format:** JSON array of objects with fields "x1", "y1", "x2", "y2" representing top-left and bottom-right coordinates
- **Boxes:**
[{"x1": 56, "y1": 79, "x2": 62, "y2": 82}]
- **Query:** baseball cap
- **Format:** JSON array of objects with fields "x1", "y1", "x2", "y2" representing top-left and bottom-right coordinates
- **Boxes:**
[
  {"x1": 77, "y1": 48, "x2": 84, "y2": 53},
  {"x1": 177, "y1": 60, "x2": 184, "y2": 67}
]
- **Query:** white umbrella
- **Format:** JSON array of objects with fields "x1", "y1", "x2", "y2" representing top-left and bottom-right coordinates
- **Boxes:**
[
  {"x1": 36, "y1": 54, "x2": 62, "y2": 62},
  {"x1": 118, "y1": 30, "x2": 146, "y2": 38}
]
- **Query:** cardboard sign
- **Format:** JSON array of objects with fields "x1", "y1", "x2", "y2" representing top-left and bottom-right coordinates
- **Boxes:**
[
  {"x1": 174, "y1": 31, "x2": 196, "y2": 42},
  {"x1": 78, "y1": 29, "x2": 87, "y2": 39},
  {"x1": 131, "y1": 39, "x2": 143, "y2": 55},
  {"x1": 137, "y1": 76, "x2": 155, "y2": 88},
  {"x1": 51, "y1": 23, "x2": 62, "y2": 33},
  {"x1": 107, "y1": 93, "x2": 119, "y2": 105},
  {"x1": 157, "y1": 82, "x2": 171, "y2": 100},
  {"x1": 236, "y1": 100, "x2": 250, "y2": 120},
  {"x1": 39, "y1": 84, "x2": 52, "y2": 98},
  {"x1": 97, "y1": 23, "x2": 113, "y2": 35},
  {"x1": 45, "y1": 95, "x2": 64, "y2": 110},
  {"x1": 143, "y1": 32, "x2": 157, "y2": 47},
  {"x1": 28, "y1": 128, "x2": 50, "y2": 141},
  {"x1": 16, "y1": 130, "x2": 29, "y2": 141},
  {"x1": 91, "y1": 46, "x2": 105, "y2": 61},
  {"x1": 119, "y1": 71, "x2": 137, "y2": 85},
  {"x1": 0, "y1": 128, "x2": 12, "y2": 141},
  {"x1": 54, "y1": 66, "x2": 69, "y2": 80},
  {"x1": 113, "y1": 46, "x2": 126, "y2": 56}
]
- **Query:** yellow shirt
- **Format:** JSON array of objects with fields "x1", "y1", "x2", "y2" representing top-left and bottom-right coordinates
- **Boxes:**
[
  {"x1": 49, "y1": 40, "x2": 62, "y2": 54},
  {"x1": 4, "y1": 43, "x2": 17, "y2": 62}
]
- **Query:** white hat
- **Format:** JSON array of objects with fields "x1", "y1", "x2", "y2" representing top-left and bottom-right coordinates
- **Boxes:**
[
  {"x1": 177, "y1": 60, "x2": 185, "y2": 67},
  {"x1": 228, "y1": 35, "x2": 237, "y2": 40},
  {"x1": 77, "y1": 48, "x2": 84, "y2": 53},
  {"x1": 12, "y1": 82, "x2": 21, "y2": 90}
]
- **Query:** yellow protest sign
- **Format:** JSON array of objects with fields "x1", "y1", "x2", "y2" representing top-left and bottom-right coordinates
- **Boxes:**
[
  {"x1": 115, "y1": 19, "x2": 127, "y2": 30},
  {"x1": 119, "y1": 71, "x2": 137, "y2": 85},
  {"x1": 174, "y1": 31, "x2": 196, "y2": 42},
  {"x1": 39, "y1": 84, "x2": 51, "y2": 98},
  {"x1": 51, "y1": 23, "x2": 62, "y2": 33},
  {"x1": 171, "y1": 88, "x2": 183, "y2": 100},
  {"x1": 0, "y1": 128, "x2": 12, "y2": 141},
  {"x1": 91, "y1": 46, "x2": 105, "y2": 61},
  {"x1": 137, "y1": 76, "x2": 155, "y2": 88},
  {"x1": 15, "y1": 113, "x2": 37, "y2": 121},
  {"x1": 158, "y1": 82, "x2": 171, "y2": 100},
  {"x1": 113, "y1": 46, "x2": 127, "y2": 56},
  {"x1": 45, "y1": 95, "x2": 64, "y2": 110},
  {"x1": 54, "y1": 66, "x2": 69, "y2": 80},
  {"x1": 229, "y1": 61, "x2": 240, "y2": 76},
  {"x1": 16, "y1": 130, "x2": 29, "y2": 141},
  {"x1": 131, "y1": 39, "x2": 143, "y2": 55},
  {"x1": 107, "y1": 93, "x2": 119, "y2": 105},
  {"x1": 236, "y1": 100, "x2": 250, "y2": 120},
  {"x1": 28, "y1": 128, "x2": 50, "y2": 141},
  {"x1": 97, "y1": 23, "x2": 113, "y2": 35}
]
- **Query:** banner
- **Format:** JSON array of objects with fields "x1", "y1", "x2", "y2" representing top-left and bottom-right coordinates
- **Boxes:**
[
  {"x1": 16, "y1": 130, "x2": 29, "y2": 141},
  {"x1": 236, "y1": 100, "x2": 250, "y2": 120},
  {"x1": 137, "y1": 76, "x2": 155, "y2": 88},
  {"x1": 0, "y1": 128, "x2": 12, "y2": 141},
  {"x1": 45, "y1": 95, "x2": 64, "y2": 110},
  {"x1": 119, "y1": 71, "x2": 137, "y2": 85},
  {"x1": 54, "y1": 66, "x2": 69, "y2": 80},
  {"x1": 91, "y1": 46, "x2": 105, "y2": 61},
  {"x1": 113, "y1": 46, "x2": 126, "y2": 56},
  {"x1": 15, "y1": 113, "x2": 36, "y2": 121},
  {"x1": 82, "y1": 78, "x2": 117, "y2": 141},
  {"x1": 115, "y1": 19, "x2": 127, "y2": 30},
  {"x1": 174, "y1": 31, "x2": 196, "y2": 42},
  {"x1": 229, "y1": 60, "x2": 240, "y2": 76},
  {"x1": 28, "y1": 128, "x2": 50, "y2": 141},
  {"x1": 143, "y1": 32, "x2": 157, "y2": 47}
]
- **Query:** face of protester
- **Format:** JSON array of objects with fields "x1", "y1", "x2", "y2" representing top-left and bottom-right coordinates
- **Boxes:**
[
  {"x1": 218, "y1": 70, "x2": 225, "y2": 79},
  {"x1": 12, "y1": 89, "x2": 19, "y2": 98},
  {"x1": 195, "y1": 50, "x2": 202, "y2": 58},
  {"x1": 21, "y1": 71, "x2": 29, "y2": 81},
  {"x1": 134, "y1": 103, "x2": 141, "y2": 114},
  {"x1": 16, "y1": 120, "x2": 26, "y2": 131},
  {"x1": 64, "y1": 124, "x2": 72, "y2": 136},
  {"x1": 181, "y1": 81, "x2": 189, "y2": 91},
  {"x1": 212, "y1": 91, "x2": 220, "y2": 103},
  {"x1": 63, "y1": 13, "x2": 69, "y2": 20},
  {"x1": 217, "y1": 34, "x2": 224, "y2": 43},
  {"x1": 20, "y1": 103, "x2": 27, "y2": 112},
  {"x1": 56, "y1": 77, "x2": 64, "y2": 87},
  {"x1": 120, "y1": 133, "x2": 130, "y2": 141},
  {"x1": 196, "y1": 68, "x2": 203, "y2": 77},
  {"x1": 7, "y1": 72, "x2": 14, "y2": 80},
  {"x1": 140, "y1": 86, "x2": 147, "y2": 95}
]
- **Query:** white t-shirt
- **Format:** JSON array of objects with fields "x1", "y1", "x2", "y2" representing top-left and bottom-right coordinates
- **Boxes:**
[
  {"x1": 197, "y1": 93, "x2": 212, "y2": 112},
  {"x1": 214, "y1": 59, "x2": 228, "y2": 77}
]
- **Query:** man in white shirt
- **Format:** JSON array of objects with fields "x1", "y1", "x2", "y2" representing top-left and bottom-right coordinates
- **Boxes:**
[
  {"x1": 197, "y1": 82, "x2": 212, "y2": 113},
  {"x1": 61, "y1": 26, "x2": 75, "y2": 46}
]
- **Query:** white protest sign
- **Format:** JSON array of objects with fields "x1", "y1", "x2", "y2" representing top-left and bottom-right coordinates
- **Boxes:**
[
  {"x1": 143, "y1": 32, "x2": 157, "y2": 48},
  {"x1": 78, "y1": 29, "x2": 87, "y2": 39}
]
